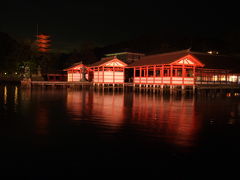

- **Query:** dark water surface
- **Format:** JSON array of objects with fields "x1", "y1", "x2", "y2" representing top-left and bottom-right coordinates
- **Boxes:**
[{"x1": 1, "y1": 85, "x2": 240, "y2": 177}]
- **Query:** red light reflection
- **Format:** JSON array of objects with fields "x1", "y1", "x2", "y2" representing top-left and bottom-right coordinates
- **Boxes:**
[
  {"x1": 35, "y1": 107, "x2": 49, "y2": 135},
  {"x1": 131, "y1": 94, "x2": 200, "y2": 147},
  {"x1": 67, "y1": 90, "x2": 124, "y2": 129},
  {"x1": 92, "y1": 91, "x2": 124, "y2": 128},
  {"x1": 66, "y1": 89, "x2": 200, "y2": 147}
]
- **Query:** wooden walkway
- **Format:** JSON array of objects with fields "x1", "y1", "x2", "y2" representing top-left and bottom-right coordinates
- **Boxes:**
[
  {"x1": 21, "y1": 81, "x2": 240, "y2": 92},
  {"x1": 31, "y1": 81, "x2": 93, "y2": 86}
]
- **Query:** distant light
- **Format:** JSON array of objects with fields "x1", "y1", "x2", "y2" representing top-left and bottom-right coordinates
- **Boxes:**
[
  {"x1": 234, "y1": 93, "x2": 239, "y2": 96},
  {"x1": 4, "y1": 72, "x2": 7, "y2": 75},
  {"x1": 15, "y1": 72, "x2": 18, "y2": 75},
  {"x1": 207, "y1": 50, "x2": 219, "y2": 55},
  {"x1": 208, "y1": 51, "x2": 213, "y2": 54}
]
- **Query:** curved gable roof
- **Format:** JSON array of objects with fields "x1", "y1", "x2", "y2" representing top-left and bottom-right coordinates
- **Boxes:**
[
  {"x1": 128, "y1": 49, "x2": 240, "y2": 72},
  {"x1": 90, "y1": 57, "x2": 127, "y2": 67},
  {"x1": 128, "y1": 49, "x2": 194, "y2": 67},
  {"x1": 63, "y1": 62, "x2": 86, "y2": 71}
]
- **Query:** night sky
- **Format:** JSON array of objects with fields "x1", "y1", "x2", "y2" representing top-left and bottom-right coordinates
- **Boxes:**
[{"x1": 1, "y1": 0, "x2": 239, "y2": 52}]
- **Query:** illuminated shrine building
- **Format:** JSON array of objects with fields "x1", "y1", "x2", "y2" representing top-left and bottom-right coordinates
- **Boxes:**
[
  {"x1": 63, "y1": 62, "x2": 90, "y2": 82},
  {"x1": 128, "y1": 50, "x2": 240, "y2": 86},
  {"x1": 65, "y1": 49, "x2": 240, "y2": 85},
  {"x1": 89, "y1": 56, "x2": 127, "y2": 84}
]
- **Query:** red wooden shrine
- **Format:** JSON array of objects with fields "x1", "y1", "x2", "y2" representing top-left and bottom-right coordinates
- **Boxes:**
[
  {"x1": 88, "y1": 57, "x2": 127, "y2": 84},
  {"x1": 63, "y1": 63, "x2": 90, "y2": 82},
  {"x1": 63, "y1": 50, "x2": 240, "y2": 85}
]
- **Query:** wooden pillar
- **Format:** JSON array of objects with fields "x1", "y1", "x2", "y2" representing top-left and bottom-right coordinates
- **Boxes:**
[
  {"x1": 170, "y1": 65, "x2": 173, "y2": 86},
  {"x1": 113, "y1": 67, "x2": 115, "y2": 84},
  {"x1": 193, "y1": 66, "x2": 196, "y2": 94},
  {"x1": 182, "y1": 65, "x2": 185, "y2": 90},
  {"x1": 193, "y1": 66, "x2": 196, "y2": 79},
  {"x1": 161, "y1": 65, "x2": 164, "y2": 85},
  {"x1": 103, "y1": 66, "x2": 104, "y2": 84},
  {"x1": 98, "y1": 67, "x2": 100, "y2": 84},
  {"x1": 153, "y1": 65, "x2": 156, "y2": 85},
  {"x1": 133, "y1": 67, "x2": 136, "y2": 83},
  {"x1": 133, "y1": 67, "x2": 136, "y2": 91},
  {"x1": 146, "y1": 66, "x2": 148, "y2": 85},
  {"x1": 71, "y1": 70, "x2": 73, "y2": 82},
  {"x1": 140, "y1": 67, "x2": 142, "y2": 84}
]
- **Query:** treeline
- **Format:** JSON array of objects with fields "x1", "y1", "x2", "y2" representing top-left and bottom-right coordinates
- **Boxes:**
[
  {"x1": 1, "y1": 30, "x2": 240, "y2": 75},
  {"x1": 0, "y1": 32, "x2": 103, "y2": 75}
]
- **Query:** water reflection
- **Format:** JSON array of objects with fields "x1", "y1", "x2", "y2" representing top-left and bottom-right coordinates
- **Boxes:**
[
  {"x1": 21, "y1": 88, "x2": 31, "y2": 102},
  {"x1": 67, "y1": 89, "x2": 92, "y2": 118},
  {"x1": 4, "y1": 86, "x2": 240, "y2": 151},
  {"x1": 92, "y1": 91, "x2": 124, "y2": 128},
  {"x1": 131, "y1": 94, "x2": 199, "y2": 147},
  {"x1": 67, "y1": 90, "x2": 124, "y2": 129},
  {"x1": 66, "y1": 89, "x2": 199, "y2": 147},
  {"x1": 35, "y1": 107, "x2": 49, "y2": 135},
  {"x1": 4, "y1": 86, "x2": 7, "y2": 104},
  {"x1": 14, "y1": 86, "x2": 18, "y2": 105}
]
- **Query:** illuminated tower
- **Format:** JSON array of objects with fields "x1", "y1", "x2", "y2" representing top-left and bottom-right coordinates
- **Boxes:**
[{"x1": 36, "y1": 34, "x2": 51, "y2": 53}]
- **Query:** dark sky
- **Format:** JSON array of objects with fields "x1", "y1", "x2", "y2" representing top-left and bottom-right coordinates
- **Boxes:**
[{"x1": 1, "y1": 0, "x2": 239, "y2": 52}]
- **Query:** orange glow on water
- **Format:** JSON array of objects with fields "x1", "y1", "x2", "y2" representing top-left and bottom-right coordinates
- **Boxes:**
[
  {"x1": 35, "y1": 107, "x2": 49, "y2": 135},
  {"x1": 131, "y1": 94, "x2": 199, "y2": 147},
  {"x1": 92, "y1": 91, "x2": 124, "y2": 128},
  {"x1": 66, "y1": 90, "x2": 92, "y2": 118},
  {"x1": 4, "y1": 86, "x2": 7, "y2": 104},
  {"x1": 14, "y1": 86, "x2": 18, "y2": 105},
  {"x1": 66, "y1": 90, "x2": 199, "y2": 146},
  {"x1": 67, "y1": 90, "x2": 124, "y2": 130},
  {"x1": 226, "y1": 93, "x2": 231, "y2": 97}
]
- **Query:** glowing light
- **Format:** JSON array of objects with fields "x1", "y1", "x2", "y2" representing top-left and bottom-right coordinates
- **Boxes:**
[
  {"x1": 220, "y1": 75, "x2": 226, "y2": 81},
  {"x1": 213, "y1": 75, "x2": 218, "y2": 81},
  {"x1": 208, "y1": 51, "x2": 213, "y2": 54},
  {"x1": 14, "y1": 86, "x2": 18, "y2": 105},
  {"x1": 15, "y1": 72, "x2": 18, "y2": 75},
  {"x1": 4, "y1": 86, "x2": 7, "y2": 104},
  {"x1": 226, "y1": 93, "x2": 231, "y2": 97},
  {"x1": 229, "y1": 75, "x2": 238, "y2": 82},
  {"x1": 207, "y1": 50, "x2": 219, "y2": 55},
  {"x1": 4, "y1": 72, "x2": 7, "y2": 75}
]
